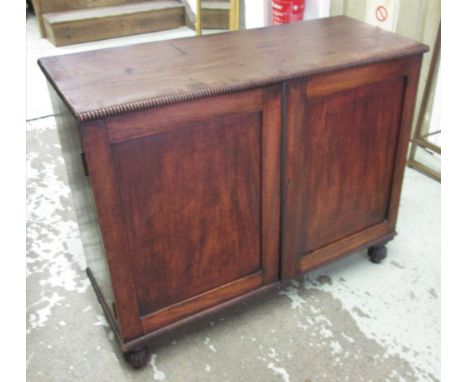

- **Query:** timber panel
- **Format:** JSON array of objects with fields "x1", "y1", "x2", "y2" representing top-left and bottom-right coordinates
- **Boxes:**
[
  {"x1": 42, "y1": 1, "x2": 185, "y2": 46},
  {"x1": 112, "y1": 112, "x2": 263, "y2": 314}
]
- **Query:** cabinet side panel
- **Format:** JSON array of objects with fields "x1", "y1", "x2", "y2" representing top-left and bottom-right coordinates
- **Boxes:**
[{"x1": 48, "y1": 85, "x2": 116, "y2": 313}]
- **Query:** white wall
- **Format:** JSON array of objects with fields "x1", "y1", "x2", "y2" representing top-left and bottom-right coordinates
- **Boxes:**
[
  {"x1": 304, "y1": 0, "x2": 331, "y2": 20},
  {"x1": 186, "y1": 0, "x2": 196, "y2": 12},
  {"x1": 242, "y1": 0, "x2": 268, "y2": 29}
]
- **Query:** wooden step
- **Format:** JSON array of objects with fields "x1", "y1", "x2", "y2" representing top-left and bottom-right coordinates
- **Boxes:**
[
  {"x1": 32, "y1": 0, "x2": 149, "y2": 36},
  {"x1": 39, "y1": 0, "x2": 148, "y2": 13},
  {"x1": 201, "y1": 1, "x2": 229, "y2": 30},
  {"x1": 43, "y1": 0, "x2": 185, "y2": 46}
]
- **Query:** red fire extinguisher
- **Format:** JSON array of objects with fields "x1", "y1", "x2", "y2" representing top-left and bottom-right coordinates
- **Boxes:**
[{"x1": 272, "y1": 0, "x2": 305, "y2": 25}]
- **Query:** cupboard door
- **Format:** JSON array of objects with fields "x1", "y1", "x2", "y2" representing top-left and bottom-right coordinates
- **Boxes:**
[
  {"x1": 84, "y1": 87, "x2": 281, "y2": 337},
  {"x1": 282, "y1": 58, "x2": 422, "y2": 279}
]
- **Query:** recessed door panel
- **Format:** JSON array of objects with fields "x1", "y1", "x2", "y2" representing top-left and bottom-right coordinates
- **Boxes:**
[
  {"x1": 105, "y1": 88, "x2": 281, "y2": 329},
  {"x1": 301, "y1": 78, "x2": 404, "y2": 253},
  {"x1": 113, "y1": 113, "x2": 262, "y2": 314},
  {"x1": 283, "y1": 60, "x2": 412, "y2": 279}
]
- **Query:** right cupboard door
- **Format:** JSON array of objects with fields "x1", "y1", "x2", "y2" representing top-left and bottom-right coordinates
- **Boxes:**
[{"x1": 282, "y1": 57, "x2": 422, "y2": 280}]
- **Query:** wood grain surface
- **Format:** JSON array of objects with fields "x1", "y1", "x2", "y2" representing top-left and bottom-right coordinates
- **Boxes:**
[
  {"x1": 97, "y1": 87, "x2": 281, "y2": 331},
  {"x1": 113, "y1": 112, "x2": 263, "y2": 314},
  {"x1": 282, "y1": 57, "x2": 423, "y2": 278},
  {"x1": 38, "y1": 16, "x2": 428, "y2": 121}
]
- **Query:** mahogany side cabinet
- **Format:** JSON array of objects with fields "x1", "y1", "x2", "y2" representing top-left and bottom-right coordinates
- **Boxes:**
[{"x1": 39, "y1": 16, "x2": 428, "y2": 368}]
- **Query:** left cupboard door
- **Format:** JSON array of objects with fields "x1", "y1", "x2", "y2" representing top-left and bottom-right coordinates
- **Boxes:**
[{"x1": 81, "y1": 87, "x2": 282, "y2": 341}]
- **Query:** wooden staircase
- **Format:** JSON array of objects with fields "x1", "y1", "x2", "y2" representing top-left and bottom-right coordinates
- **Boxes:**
[
  {"x1": 201, "y1": 0, "x2": 230, "y2": 30},
  {"x1": 32, "y1": 0, "x2": 186, "y2": 46}
]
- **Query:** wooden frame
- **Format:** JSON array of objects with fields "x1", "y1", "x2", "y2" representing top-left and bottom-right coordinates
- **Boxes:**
[
  {"x1": 80, "y1": 121, "x2": 144, "y2": 341},
  {"x1": 80, "y1": 86, "x2": 282, "y2": 342},
  {"x1": 195, "y1": 0, "x2": 239, "y2": 36},
  {"x1": 229, "y1": 0, "x2": 240, "y2": 31},
  {"x1": 195, "y1": 0, "x2": 202, "y2": 35},
  {"x1": 282, "y1": 57, "x2": 423, "y2": 279},
  {"x1": 407, "y1": 23, "x2": 441, "y2": 182}
]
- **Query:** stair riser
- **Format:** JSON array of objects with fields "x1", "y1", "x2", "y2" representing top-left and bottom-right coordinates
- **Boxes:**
[
  {"x1": 201, "y1": 9, "x2": 229, "y2": 30},
  {"x1": 45, "y1": 8, "x2": 185, "y2": 46},
  {"x1": 40, "y1": 0, "x2": 152, "y2": 13}
]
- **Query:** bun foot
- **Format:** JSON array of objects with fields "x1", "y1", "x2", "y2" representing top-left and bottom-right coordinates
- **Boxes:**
[
  {"x1": 368, "y1": 245, "x2": 387, "y2": 264},
  {"x1": 123, "y1": 346, "x2": 149, "y2": 369}
]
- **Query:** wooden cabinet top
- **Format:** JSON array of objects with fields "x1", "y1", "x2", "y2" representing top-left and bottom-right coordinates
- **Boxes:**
[{"x1": 38, "y1": 16, "x2": 428, "y2": 122}]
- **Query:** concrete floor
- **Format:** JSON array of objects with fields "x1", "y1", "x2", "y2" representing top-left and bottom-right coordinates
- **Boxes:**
[{"x1": 26, "y1": 12, "x2": 440, "y2": 382}]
